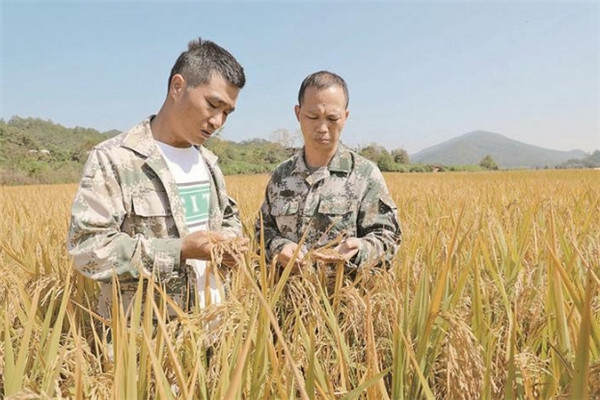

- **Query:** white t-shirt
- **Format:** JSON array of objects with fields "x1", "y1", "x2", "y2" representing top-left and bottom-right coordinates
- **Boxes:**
[{"x1": 156, "y1": 141, "x2": 223, "y2": 307}]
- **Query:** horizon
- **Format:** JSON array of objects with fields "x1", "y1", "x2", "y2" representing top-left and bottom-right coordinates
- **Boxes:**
[
  {"x1": 3, "y1": 115, "x2": 595, "y2": 157},
  {"x1": 2, "y1": 2, "x2": 599, "y2": 154}
]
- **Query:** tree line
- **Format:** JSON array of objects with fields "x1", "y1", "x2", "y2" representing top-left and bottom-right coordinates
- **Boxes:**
[{"x1": 0, "y1": 117, "x2": 511, "y2": 185}]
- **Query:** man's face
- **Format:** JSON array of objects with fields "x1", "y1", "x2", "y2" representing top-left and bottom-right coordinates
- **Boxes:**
[
  {"x1": 295, "y1": 85, "x2": 349, "y2": 156},
  {"x1": 170, "y1": 73, "x2": 239, "y2": 147}
]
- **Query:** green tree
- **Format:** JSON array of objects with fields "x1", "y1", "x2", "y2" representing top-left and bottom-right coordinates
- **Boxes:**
[
  {"x1": 391, "y1": 148, "x2": 410, "y2": 164},
  {"x1": 479, "y1": 154, "x2": 498, "y2": 170},
  {"x1": 377, "y1": 151, "x2": 395, "y2": 171},
  {"x1": 359, "y1": 144, "x2": 401, "y2": 171},
  {"x1": 358, "y1": 144, "x2": 385, "y2": 163}
]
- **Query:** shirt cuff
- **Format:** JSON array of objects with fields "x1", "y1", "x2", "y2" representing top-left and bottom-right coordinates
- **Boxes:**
[
  {"x1": 151, "y1": 237, "x2": 183, "y2": 280},
  {"x1": 348, "y1": 238, "x2": 369, "y2": 268},
  {"x1": 269, "y1": 237, "x2": 295, "y2": 261}
]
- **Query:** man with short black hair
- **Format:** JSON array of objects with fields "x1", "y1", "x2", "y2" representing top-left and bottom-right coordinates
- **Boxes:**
[
  {"x1": 257, "y1": 70, "x2": 401, "y2": 271},
  {"x1": 68, "y1": 38, "x2": 248, "y2": 319}
]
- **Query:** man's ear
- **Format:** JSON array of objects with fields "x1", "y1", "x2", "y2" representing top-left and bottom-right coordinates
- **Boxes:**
[
  {"x1": 345, "y1": 109, "x2": 350, "y2": 120},
  {"x1": 169, "y1": 74, "x2": 186, "y2": 99},
  {"x1": 294, "y1": 105, "x2": 301, "y2": 121}
]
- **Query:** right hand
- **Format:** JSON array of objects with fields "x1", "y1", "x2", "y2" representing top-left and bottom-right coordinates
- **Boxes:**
[
  {"x1": 277, "y1": 242, "x2": 307, "y2": 270},
  {"x1": 181, "y1": 231, "x2": 248, "y2": 267},
  {"x1": 311, "y1": 237, "x2": 360, "y2": 263}
]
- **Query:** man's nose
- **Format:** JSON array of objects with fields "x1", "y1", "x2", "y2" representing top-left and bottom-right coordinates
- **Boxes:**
[
  {"x1": 209, "y1": 112, "x2": 225, "y2": 129},
  {"x1": 316, "y1": 120, "x2": 328, "y2": 133}
]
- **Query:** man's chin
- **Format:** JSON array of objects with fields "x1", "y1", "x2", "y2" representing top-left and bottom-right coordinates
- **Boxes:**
[
  {"x1": 315, "y1": 140, "x2": 337, "y2": 150},
  {"x1": 193, "y1": 136, "x2": 208, "y2": 146}
]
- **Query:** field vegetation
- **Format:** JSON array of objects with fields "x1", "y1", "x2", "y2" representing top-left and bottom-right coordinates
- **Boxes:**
[
  {"x1": 0, "y1": 117, "x2": 536, "y2": 186},
  {"x1": 1, "y1": 170, "x2": 599, "y2": 399}
]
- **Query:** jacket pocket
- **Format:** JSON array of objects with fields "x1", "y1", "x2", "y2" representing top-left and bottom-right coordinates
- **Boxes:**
[
  {"x1": 128, "y1": 192, "x2": 173, "y2": 237},
  {"x1": 270, "y1": 200, "x2": 299, "y2": 237},
  {"x1": 271, "y1": 200, "x2": 299, "y2": 216},
  {"x1": 316, "y1": 199, "x2": 355, "y2": 240},
  {"x1": 318, "y1": 200, "x2": 351, "y2": 215},
  {"x1": 132, "y1": 192, "x2": 171, "y2": 217}
]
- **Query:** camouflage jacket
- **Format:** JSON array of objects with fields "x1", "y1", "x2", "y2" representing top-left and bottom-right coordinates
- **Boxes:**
[
  {"x1": 257, "y1": 146, "x2": 401, "y2": 268},
  {"x1": 67, "y1": 118, "x2": 241, "y2": 317}
]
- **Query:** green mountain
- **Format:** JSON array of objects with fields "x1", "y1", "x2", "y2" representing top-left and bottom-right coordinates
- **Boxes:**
[
  {"x1": 557, "y1": 150, "x2": 600, "y2": 169},
  {"x1": 2, "y1": 118, "x2": 594, "y2": 185},
  {"x1": 411, "y1": 130, "x2": 587, "y2": 169},
  {"x1": 0, "y1": 116, "x2": 293, "y2": 185},
  {"x1": 0, "y1": 117, "x2": 118, "y2": 184}
]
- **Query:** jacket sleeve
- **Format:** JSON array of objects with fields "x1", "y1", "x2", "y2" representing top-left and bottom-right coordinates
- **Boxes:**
[
  {"x1": 211, "y1": 162, "x2": 243, "y2": 237},
  {"x1": 221, "y1": 195, "x2": 243, "y2": 235},
  {"x1": 351, "y1": 167, "x2": 401, "y2": 268},
  {"x1": 255, "y1": 184, "x2": 294, "y2": 262},
  {"x1": 67, "y1": 149, "x2": 183, "y2": 283}
]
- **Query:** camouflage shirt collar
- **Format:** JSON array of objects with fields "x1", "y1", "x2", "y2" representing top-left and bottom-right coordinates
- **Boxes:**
[
  {"x1": 121, "y1": 117, "x2": 218, "y2": 167},
  {"x1": 328, "y1": 146, "x2": 353, "y2": 173},
  {"x1": 292, "y1": 145, "x2": 352, "y2": 175},
  {"x1": 197, "y1": 145, "x2": 219, "y2": 168},
  {"x1": 121, "y1": 117, "x2": 160, "y2": 157}
]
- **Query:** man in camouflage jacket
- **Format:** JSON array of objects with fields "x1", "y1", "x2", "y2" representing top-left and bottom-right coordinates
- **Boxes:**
[
  {"x1": 257, "y1": 71, "x2": 401, "y2": 270},
  {"x1": 68, "y1": 38, "x2": 247, "y2": 318}
]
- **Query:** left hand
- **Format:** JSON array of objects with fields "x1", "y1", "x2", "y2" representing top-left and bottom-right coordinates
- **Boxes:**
[
  {"x1": 312, "y1": 238, "x2": 361, "y2": 263},
  {"x1": 220, "y1": 235, "x2": 250, "y2": 268}
]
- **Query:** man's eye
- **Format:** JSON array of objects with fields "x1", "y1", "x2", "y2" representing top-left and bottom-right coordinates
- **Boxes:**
[
  {"x1": 328, "y1": 117, "x2": 339, "y2": 122},
  {"x1": 208, "y1": 101, "x2": 217, "y2": 108},
  {"x1": 307, "y1": 115, "x2": 317, "y2": 120}
]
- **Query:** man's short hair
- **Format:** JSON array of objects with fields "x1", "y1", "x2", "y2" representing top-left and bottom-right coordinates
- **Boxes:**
[
  {"x1": 298, "y1": 70, "x2": 349, "y2": 108},
  {"x1": 168, "y1": 38, "x2": 245, "y2": 90}
]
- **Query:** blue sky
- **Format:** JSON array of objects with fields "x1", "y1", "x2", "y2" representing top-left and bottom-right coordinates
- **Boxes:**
[{"x1": 2, "y1": 1, "x2": 598, "y2": 154}]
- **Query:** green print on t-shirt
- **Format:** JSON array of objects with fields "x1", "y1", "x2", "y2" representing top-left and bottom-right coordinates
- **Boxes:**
[{"x1": 178, "y1": 183, "x2": 210, "y2": 224}]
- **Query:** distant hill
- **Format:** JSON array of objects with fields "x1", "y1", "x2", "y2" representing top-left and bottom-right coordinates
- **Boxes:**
[
  {"x1": 0, "y1": 116, "x2": 293, "y2": 185},
  {"x1": 2, "y1": 118, "x2": 594, "y2": 185},
  {"x1": 0, "y1": 116, "x2": 119, "y2": 185},
  {"x1": 557, "y1": 150, "x2": 600, "y2": 169},
  {"x1": 411, "y1": 130, "x2": 587, "y2": 169}
]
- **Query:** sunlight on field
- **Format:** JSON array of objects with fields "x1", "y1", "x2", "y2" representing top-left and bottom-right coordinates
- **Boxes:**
[{"x1": 1, "y1": 170, "x2": 599, "y2": 399}]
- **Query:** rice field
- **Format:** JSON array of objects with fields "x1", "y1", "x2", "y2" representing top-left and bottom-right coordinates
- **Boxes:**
[{"x1": 1, "y1": 170, "x2": 599, "y2": 399}]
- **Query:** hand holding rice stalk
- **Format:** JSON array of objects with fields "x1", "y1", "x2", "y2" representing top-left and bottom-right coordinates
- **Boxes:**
[
  {"x1": 209, "y1": 232, "x2": 249, "y2": 268},
  {"x1": 311, "y1": 237, "x2": 361, "y2": 263},
  {"x1": 181, "y1": 230, "x2": 249, "y2": 268}
]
